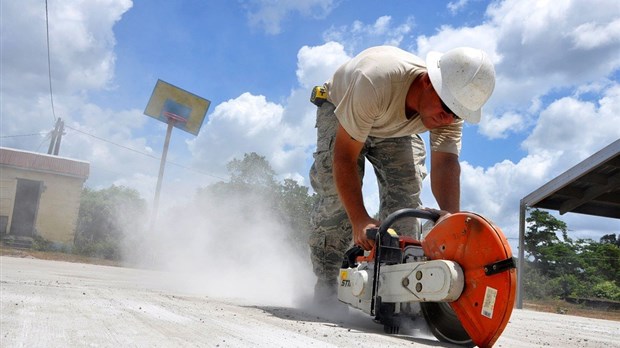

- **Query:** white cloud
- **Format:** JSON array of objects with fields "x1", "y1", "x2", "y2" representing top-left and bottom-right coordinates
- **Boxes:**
[
  {"x1": 479, "y1": 111, "x2": 528, "y2": 139},
  {"x1": 187, "y1": 93, "x2": 284, "y2": 175},
  {"x1": 415, "y1": 23, "x2": 498, "y2": 60},
  {"x1": 522, "y1": 84, "x2": 620, "y2": 161},
  {"x1": 1, "y1": 0, "x2": 131, "y2": 96},
  {"x1": 216, "y1": 93, "x2": 283, "y2": 136},
  {"x1": 487, "y1": 0, "x2": 620, "y2": 86},
  {"x1": 296, "y1": 42, "x2": 350, "y2": 88},
  {"x1": 447, "y1": 0, "x2": 470, "y2": 14},
  {"x1": 323, "y1": 15, "x2": 415, "y2": 53},
  {"x1": 242, "y1": 0, "x2": 336, "y2": 35},
  {"x1": 571, "y1": 18, "x2": 620, "y2": 50}
]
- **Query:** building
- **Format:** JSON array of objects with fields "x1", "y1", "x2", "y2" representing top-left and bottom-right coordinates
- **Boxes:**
[{"x1": 0, "y1": 147, "x2": 89, "y2": 248}]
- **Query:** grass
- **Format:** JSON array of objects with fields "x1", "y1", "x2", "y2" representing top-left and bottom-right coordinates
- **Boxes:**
[{"x1": 524, "y1": 298, "x2": 620, "y2": 321}]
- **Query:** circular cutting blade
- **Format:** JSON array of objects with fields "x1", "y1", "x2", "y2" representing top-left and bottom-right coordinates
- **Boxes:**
[
  {"x1": 422, "y1": 212, "x2": 517, "y2": 347},
  {"x1": 420, "y1": 302, "x2": 473, "y2": 347}
]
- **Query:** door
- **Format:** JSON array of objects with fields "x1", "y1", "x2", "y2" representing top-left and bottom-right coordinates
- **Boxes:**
[{"x1": 10, "y1": 179, "x2": 42, "y2": 237}]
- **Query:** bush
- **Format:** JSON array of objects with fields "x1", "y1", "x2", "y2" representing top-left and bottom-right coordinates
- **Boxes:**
[
  {"x1": 75, "y1": 185, "x2": 147, "y2": 261},
  {"x1": 591, "y1": 281, "x2": 620, "y2": 301},
  {"x1": 74, "y1": 240, "x2": 121, "y2": 260},
  {"x1": 32, "y1": 235, "x2": 52, "y2": 251},
  {"x1": 523, "y1": 268, "x2": 560, "y2": 300},
  {"x1": 549, "y1": 274, "x2": 581, "y2": 298}
]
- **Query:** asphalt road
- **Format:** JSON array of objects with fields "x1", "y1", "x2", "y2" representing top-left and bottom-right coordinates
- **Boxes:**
[{"x1": 1, "y1": 256, "x2": 619, "y2": 347}]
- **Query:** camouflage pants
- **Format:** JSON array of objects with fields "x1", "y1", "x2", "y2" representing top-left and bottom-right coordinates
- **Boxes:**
[{"x1": 308, "y1": 101, "x2": 427, "y2": 294}]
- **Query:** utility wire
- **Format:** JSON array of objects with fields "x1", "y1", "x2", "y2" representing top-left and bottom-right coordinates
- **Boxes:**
[
  {"x1": 45, "y1": 0, "x2": 57, "y2": 122},
  {"x1": 63, "y1": 124, "x2": 226, "y2": 181},
  {"x1": 36, "y1": 133, "x2": 53, "y2": 152},
  {"x1": 0, "y1": 132, "x2": 49, "y2": 138},
  {"x1": 65, "y1": 125, "x2": 160, "y2": 160}
]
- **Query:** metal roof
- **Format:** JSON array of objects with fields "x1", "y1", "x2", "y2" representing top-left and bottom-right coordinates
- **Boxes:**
[
  {"x1": 520, "y1": 138, "x2": 620, "y2": 218},
  {"x1": 0, "y1": 147, "x2": 90, "y2": 179}
]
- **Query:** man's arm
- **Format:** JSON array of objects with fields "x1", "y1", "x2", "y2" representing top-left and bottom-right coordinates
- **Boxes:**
[
  {"x1": 333, "y1": 124, "x2": 378, "y2": 250},
  {"x1": 430, "y1": 150, "x2": 461, "y2": 213}
]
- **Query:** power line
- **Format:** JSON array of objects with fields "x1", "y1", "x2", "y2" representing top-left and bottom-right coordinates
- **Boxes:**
[
  {"x1": 45, "y1": 0, "x2": 57, "y2": 122},
  {"x1": 37, "y1": 133, "x2": 53, "y2": 152},
  {"x1": 0, "y1": 132, "x2": 49, "y2": 138},
  {"x1": 63, "y1": 124, "x2": 225, "y2": 181},
  {"x1": 65, "y1": 124, "x2": 160, "y2": 159}
]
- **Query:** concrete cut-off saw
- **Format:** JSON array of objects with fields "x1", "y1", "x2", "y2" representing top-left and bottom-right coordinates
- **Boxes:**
[{"x1": 337, "y1": 209, "x2": 517, "y2": 348}]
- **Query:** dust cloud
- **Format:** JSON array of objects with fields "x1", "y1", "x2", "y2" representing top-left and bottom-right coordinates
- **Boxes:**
[{"x1": 121, "y1": 189, "x2": 317, "y2": 308}]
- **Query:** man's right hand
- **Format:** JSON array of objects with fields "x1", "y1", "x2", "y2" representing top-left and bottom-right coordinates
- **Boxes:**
[{"x1": 353, "y1": 219, "x2": 380, "y2": 250}]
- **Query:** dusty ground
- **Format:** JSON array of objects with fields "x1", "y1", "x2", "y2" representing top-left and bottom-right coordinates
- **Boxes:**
[
  {"x1": 3, "y1": 246, "x2": 618, "y2": 321},
  {"x1": 2, "y1": 255, "x2": 619, "y2": 347}
]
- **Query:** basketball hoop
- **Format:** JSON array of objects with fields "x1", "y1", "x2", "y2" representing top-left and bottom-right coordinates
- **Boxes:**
[
  {"x1": 163, "y1": 111, "x2": 188, "y2": 124},
  {"x1": 143, "y1": 79, "x2": 210, "y2": 233}
]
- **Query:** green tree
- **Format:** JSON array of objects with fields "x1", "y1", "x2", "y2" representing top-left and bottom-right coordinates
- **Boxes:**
[
  {"x1": 577, "y1": 238, "x2": 620, "y2": 284},
  {"x1": 600, "y1": 233, "x2": 620, "y2": 247},
  {"x1": 227, "y1": 152, "x2": 277, "y2": 188},
  {"x1": 525, "y1": 209, "x2": 572, "y2": 277},
  {"x1": 75, "y1": 185, "x2": 146, "y2": 260},
  {"x1": 524, "y1": 209, "x2": 620, "y2": 301},
  {"x1": 197, "y1": 152, "x2": 278, "y2": 203},
  {"x1": 197, "y1": 152, "x2": 314, "y2": 251},
  {"x1": 275, "y1": 178, "x2": 316, "y2": 247}
]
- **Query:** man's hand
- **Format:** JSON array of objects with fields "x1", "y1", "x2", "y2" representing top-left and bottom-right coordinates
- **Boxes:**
[
  {"x1": 353, "y1": 218, "x2": 380, "y2": 250},
  {"x1": 423, "y1": 207, "x2": 452, "y2": 224}
]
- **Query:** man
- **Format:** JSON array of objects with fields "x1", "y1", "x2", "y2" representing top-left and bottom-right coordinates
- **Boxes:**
[{"x1": 308, "y1": 45, "x2": 495, "y2": 301}]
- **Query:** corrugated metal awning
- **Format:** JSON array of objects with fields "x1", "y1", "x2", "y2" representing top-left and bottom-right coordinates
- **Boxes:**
[{"x1": 521, "y1": 139, "x2": 620, "y2": 218}]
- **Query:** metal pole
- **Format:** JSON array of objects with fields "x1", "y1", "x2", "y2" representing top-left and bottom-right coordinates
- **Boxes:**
[
  {"x1": 150, "y1": 119, "x2": 174, "y2": 231},
  {"x1": 48, "y1": 118, "x2": 61, "y2": 154},
  {"x1": 517, "y1": 202, "x2": 526, "y2": 309},
  {"x1": 53, "y1": 118, "x2": 64, "y2": 155}
]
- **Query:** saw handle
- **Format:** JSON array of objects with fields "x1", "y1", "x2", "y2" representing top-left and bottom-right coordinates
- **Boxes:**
[
  {"x1": 365, "y1": 209, "x2": 440, "y2": 240},
  {"x1": 377, "y1": 208, "x2": 440, "y2": 237}
]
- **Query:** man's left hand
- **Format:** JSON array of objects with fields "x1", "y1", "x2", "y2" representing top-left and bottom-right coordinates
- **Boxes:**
[{"x1": 423, "y1": 207, "x2": 452, "y2": 225}]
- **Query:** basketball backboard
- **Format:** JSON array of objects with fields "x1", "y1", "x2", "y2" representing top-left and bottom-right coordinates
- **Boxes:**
[{"x1": 144, "y1": 79, "x2": 210, "y2": 135}]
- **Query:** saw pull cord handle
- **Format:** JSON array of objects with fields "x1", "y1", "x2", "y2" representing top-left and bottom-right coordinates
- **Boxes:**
[{"x1": 369, "y1": 208, "x2": 440, "y2": 317}]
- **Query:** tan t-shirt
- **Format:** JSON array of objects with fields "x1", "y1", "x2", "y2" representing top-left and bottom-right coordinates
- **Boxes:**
[{"x1": 325, "y1": 46, "x2": 463, "y2": 155}]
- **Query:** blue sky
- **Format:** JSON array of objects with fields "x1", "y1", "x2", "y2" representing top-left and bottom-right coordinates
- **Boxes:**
[{"x1": 2, "y1": 0, "x2": 620, "y2": 245}]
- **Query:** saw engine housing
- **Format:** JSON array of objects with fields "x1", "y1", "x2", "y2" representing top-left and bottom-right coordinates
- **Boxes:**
[{"x1": 337, "y1": 209, "x2": 517, "y2": 348}]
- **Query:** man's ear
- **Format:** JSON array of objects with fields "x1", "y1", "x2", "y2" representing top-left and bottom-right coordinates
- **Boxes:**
[{"x1": 422, "y1": 72, "x2": 433, "y2": 87}]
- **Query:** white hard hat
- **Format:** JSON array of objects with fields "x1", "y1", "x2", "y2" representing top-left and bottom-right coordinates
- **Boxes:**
[{"x1": 426, "y1": 47, "x2": 495, "y2": 124}]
